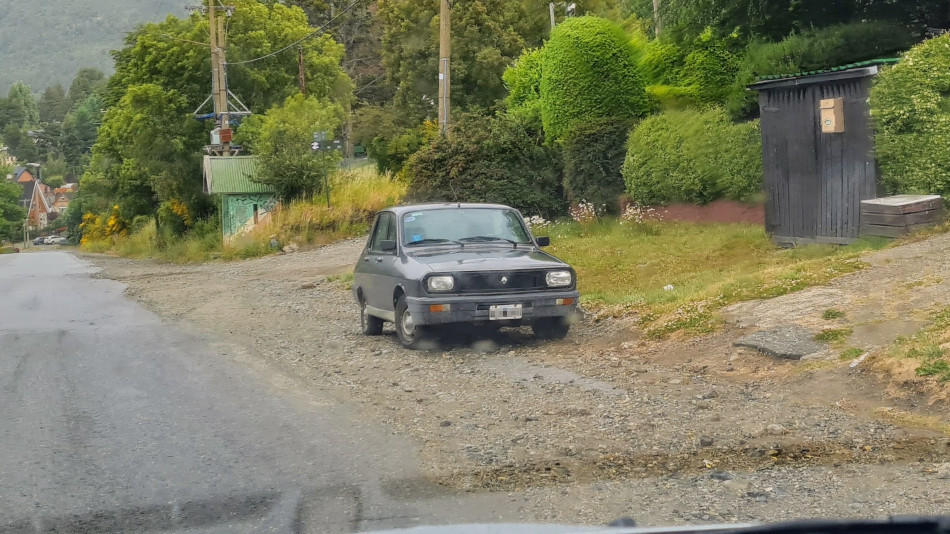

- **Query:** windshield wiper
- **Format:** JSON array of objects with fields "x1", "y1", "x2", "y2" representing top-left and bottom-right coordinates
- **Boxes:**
[
  {"x1": 459, "y1": 236, "x2": 525, "y2": 248},
  {"x1": 405, "y1": 238, "x2": 465, "y2": 247}
]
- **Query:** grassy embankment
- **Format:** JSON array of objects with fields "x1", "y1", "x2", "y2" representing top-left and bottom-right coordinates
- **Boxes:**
[
  {"x1": 81, "y1": 167, "x2": 407, "y2": 263},
  {"x1": 872, "y1": 307, "x2": 950, "y2": 405},
  {"x1": 544, "y1": 219, "x2": 894, "y2": 338}
]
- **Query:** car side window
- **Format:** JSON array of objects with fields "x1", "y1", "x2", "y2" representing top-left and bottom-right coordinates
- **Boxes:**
[
  {"x1": 366, "y1": 214, "x2": 383, "y2": 250},
  {"x1": 369, "y1": 212, "x2": 396, "y2": 253}
]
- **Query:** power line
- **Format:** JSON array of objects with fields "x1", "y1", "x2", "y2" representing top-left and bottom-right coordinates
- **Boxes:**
[
  {"x1": 226, "y1": 0, "x2": 369, "y2": 66},
  {"x1": 354, "y1": 74, "x2": 386, "y2": 96}
]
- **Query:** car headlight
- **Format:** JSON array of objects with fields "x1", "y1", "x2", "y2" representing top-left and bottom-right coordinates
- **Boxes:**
[
  {"x1": 427, "y1": 275, "x2": 455, "y2": 292},
  {"x1": 546, "y1": 270, "x2": 572, "y2": 287}
]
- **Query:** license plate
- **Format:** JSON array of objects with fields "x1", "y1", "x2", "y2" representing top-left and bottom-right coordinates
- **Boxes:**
[{"x1": 489, "y1": 304, "x2": 522, "y2": 320}]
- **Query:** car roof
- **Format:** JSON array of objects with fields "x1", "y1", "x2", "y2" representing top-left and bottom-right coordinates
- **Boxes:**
[{"x1": 384, "y1": 203, "x2": 517, "y2": 217}]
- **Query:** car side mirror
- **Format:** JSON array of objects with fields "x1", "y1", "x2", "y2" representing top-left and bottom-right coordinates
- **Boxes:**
[
  {"x1": 536, "y1": 236, "x2": 550, "y2": 247},
  {"x1": 380, "y1": 240, "x2": 397, "y2": 252}
]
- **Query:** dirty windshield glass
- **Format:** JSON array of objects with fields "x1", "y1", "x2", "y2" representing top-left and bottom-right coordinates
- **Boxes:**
[
  {"x1": 7, "y1": 0, "x2": 950, "y2": 532},
  {"x1": 402, "y1": 208, "x2": 532, "y2": 245}
]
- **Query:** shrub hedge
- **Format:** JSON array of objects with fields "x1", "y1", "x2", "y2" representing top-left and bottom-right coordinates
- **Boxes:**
[
  {"x1": 539, "y1": 16, "x2": 650, "y2": 141},
  {"x1": 561, "y1": 118, "x2": 631, "y2": 212},
  {"x1": 728, "y1": 22, "x2": 918, "y2": 119},
  {"x1": 405, "y1": 113, "x2": 565, "y2": 217},
  {"x1": 871, "y1": 33, "x2": 950, "y2": 199},
  {"x1": 622, "y1": 107, "x2": 762, "y2": 205},
  {"x1": 503, "y1": 47, "x2": 544, "y2": 129}
]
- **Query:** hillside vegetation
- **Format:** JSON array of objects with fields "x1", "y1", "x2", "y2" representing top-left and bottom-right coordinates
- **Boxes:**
[{"x1": 0, "y1": 0, "x2": 181, "y2": 93}]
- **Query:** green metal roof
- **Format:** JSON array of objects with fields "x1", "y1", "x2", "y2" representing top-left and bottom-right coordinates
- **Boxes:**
[
  {"x1": 203, "y1": 156, "x2": 274, "y2": 195},
  {"x1": 755, "y1": 58, "x2": 900, "y2": 82}
]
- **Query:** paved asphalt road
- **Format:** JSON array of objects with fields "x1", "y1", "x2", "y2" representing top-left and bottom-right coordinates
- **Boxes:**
[{"x1": 0, "y1": 252, "x2": 516, "y2": 533}]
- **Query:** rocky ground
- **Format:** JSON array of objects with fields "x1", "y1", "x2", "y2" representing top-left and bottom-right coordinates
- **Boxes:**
[{"x1": 79, "y1": 233, "x2": 950, "y2": 529}]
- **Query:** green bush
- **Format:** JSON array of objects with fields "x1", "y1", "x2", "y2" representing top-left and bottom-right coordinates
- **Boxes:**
[
  {"x1": 622, "y1": 107, "x2": 762, "y2": 205},
  {"x1": 503, "y1": 47, "x2": 544, "y2": 130},
  {"x1": 405, "y1": 113, "x2": 565, "y2": 217},
  {"x1": 562, "y1": 118, "x2": 631, "y2": 212},
  {"x1": 729, "y1": 22, "x2": 918, "y2": 119},
  {"x1": 639, "y1": 30, "x2": 739, "y2": 110},
  {"x1": 871, "y1": 33, "x2": 950, "y2": 199},
  {"x1": 678, "y1": 32, "x2": 740, "y2": 104},
  {"x1": 540, "y1": 16, "x2": 650, "y2": 141}
]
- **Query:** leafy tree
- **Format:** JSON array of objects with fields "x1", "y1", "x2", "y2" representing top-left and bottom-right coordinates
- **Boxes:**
[
  {"x1": 378, "y1": 0, "x2": 549, "y2": 119},
  {"x1": 2, "y1": 124, "x2": 40, "y2": 163},
  {"x1": 237, "y1": 94, "x2": 344, "y2": 201},
  {"x1": 108, "y1": 1, "x2": 350, "y2": 113},
  {"x1": 405, "y1": 112, "x2": 564, "y2": 217},
  {"x1": 0, "y1": 180, "x2": 26, "y2": 243},
  {"x1": 84, "y1": 83, "x2": 207, "y2": 220},
  {"x1": 351, "y1": 104, "x2": 438, "y2": 174},
  {"x1": 286, "y1": 0, "x2": 392, "y2": 105},
  {"x1": 39, "y1": 84, "x2": 70, "y2": 123},
  {"x1": 62, "y1": 94, "x2": 104, "y2": 170},
  {"x1": 651, "y1": 0, "x2": 946, "y2": 43},
  {"x1": 0, "y1": 82, "x2": 40, "y2": 129},
  {"x1": 66, "y1": 69, "x2": 107, "y2": 112},
  {"x1": 871, "y1": 33, "x2": 950, "y2": 199},
  {"x1": 540, "y1": 16, "x2": 649, "y2": 141}
]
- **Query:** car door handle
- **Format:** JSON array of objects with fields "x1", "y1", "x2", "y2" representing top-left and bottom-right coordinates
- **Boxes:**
[
  {"x1": 374, "y1": 257, "x2": 383, "y2": 263},
  {"x1": 363, "y1": 257, "x2": 370, "y2": 262}
]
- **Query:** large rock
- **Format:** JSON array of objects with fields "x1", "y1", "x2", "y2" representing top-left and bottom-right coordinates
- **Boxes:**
[{"x1": 734, "y1": 325, "x2": 824, "y2": 360}]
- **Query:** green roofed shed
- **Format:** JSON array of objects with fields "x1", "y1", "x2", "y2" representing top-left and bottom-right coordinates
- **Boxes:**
[{"x1": 203, "y1": 156, "x2": 277, "y2": 243}]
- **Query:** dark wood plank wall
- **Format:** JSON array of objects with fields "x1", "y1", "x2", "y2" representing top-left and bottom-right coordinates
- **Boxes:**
[{"x1": 759, "y1": 74, "x2": 877, "y2": 243}]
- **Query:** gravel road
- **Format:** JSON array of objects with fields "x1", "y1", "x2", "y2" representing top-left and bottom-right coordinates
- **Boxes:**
[{"x1": 82, "y1": 236, "x2": 950, "y2": 528}]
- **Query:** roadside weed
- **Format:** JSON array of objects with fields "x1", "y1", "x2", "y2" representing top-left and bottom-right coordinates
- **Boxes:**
[
  {"x1": 814, "y1": 328, "x2": 854, "y2": 344},
  {"x1": 823, "y1": 309, "x2": 846, "y2": 320}
]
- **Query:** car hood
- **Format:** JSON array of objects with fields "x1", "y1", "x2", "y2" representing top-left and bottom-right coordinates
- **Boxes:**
[{"x1": 407, "y1": 246, "x2": 569, "y2": 272}]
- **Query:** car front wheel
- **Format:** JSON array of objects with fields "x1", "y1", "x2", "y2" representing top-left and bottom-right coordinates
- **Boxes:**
[
  {"x1": 395, "y1": 295, "x2": 431, "y2": 349},
  {"x1": 360, "y1": 297, "x2": 384, "y2": 335},
  {"x1": 532, "y1": 317, "x2": 570, "y2": 340}
]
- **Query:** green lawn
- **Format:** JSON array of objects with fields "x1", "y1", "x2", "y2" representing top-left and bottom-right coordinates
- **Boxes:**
[{"x1": 544, "y1": 219, "x2": 890, "y2": 337}]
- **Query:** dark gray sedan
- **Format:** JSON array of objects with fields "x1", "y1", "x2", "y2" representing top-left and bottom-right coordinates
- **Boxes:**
[{"x1": 353, "y1": 203, "x2": 580, "y2": 349}]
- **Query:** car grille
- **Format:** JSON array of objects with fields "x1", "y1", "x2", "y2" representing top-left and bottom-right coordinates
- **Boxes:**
[{"x1": 455, "y1": 270, "x2": 549, "y2": 294}]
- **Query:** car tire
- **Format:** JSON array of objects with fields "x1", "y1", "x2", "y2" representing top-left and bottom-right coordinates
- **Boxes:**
[
  {"x1": 360, "y1": 297, "x2": 384, "y2": 336},
  {"x1": 395, "y1": 295, "x2": 430, "y2": 350},
  {"x1": 532, "y1": 317, "x2": 570, "y2": 340}
]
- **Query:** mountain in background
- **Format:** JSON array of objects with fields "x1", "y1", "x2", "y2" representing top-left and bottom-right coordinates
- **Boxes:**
[{"x1": 0, "y1": 0, "x2": 185, "y2": 94}]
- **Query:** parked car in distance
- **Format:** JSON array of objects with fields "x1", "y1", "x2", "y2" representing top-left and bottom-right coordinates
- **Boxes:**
[
  {"x1": 352, "y1": 203, "x2": 580, "y2": 349},
  {"x1": 32, "y1": 237, "x2": 46, "y2": 245},
  {"x1": 49, "y1": 236, "x2": 68, "y2": 245}
]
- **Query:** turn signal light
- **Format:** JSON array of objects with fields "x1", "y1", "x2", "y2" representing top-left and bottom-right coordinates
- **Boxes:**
[
  {"x1": 556, "y1": 298, "x2": 574, "y2": 306},
  {"x1": 429, "y1": 304, "x2": 451, "y2": 312}
]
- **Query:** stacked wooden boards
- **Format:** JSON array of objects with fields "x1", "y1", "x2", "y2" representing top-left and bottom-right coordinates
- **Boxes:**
[{"x1": 860, "y1": 195, "x2": 945, "y2": 238}]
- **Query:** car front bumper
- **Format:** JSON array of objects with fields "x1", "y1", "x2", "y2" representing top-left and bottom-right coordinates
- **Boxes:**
[{"x1": 405, "y1": 290, "x2": 580, "y2": 326}]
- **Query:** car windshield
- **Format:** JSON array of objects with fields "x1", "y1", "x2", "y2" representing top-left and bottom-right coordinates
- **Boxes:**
[{"x1": 401, "y1": 208, "x2": 532, "y2": 245}]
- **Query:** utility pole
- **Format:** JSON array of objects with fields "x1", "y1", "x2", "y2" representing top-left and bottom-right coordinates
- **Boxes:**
[
  {"x1": 209, "y1": 0, "x2": 231, "y2": 150},
  {"x1": 549, "y1": 3, "x2": 556, "y2": 31},
  {"x1": 652, "y1": 0, "x2": 662, "y2": 37},
  {"x1": 438, "y1": 0, "x2": 451, "y2": 136},
  {"x1": 190, "y1": 1, "x2": 247, "y2": 155}
]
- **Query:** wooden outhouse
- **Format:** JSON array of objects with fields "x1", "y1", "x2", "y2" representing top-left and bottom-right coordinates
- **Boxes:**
[{"x1": 748, "y1": 60, "x2": 898, "y2": 245}]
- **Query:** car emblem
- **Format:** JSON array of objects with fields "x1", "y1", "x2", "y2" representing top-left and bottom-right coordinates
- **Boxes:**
[{"x1": 500, "y1": 276, "x2": 508, "y2": 285}]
